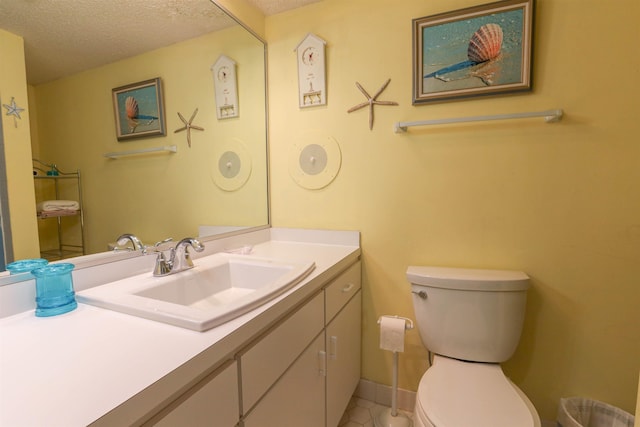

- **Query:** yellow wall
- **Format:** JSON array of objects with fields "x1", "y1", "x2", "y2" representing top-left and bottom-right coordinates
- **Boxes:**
[
  {"x1": 636, "y1": 374, "x2": 639, "y2": 426},
  {"x1": 215, "y1": 0, "x2": 266, "y2": 40},
  {"x1": 31, "y1": 25, "x2": 267, "y2": 254},
  {"x1": 266, "y1": 0, "x2": 640, "y2": 420},
  {"x1": 0, "y1": 29, "x2": 40, "y2": 260}
]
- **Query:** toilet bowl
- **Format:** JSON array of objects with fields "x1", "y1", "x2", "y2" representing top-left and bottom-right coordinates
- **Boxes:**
[
  {"x1": 413, "y1": 356, "x2": 540, "y2": 427},
  {"x1": 407, "y1": 266, "x2": 541, "y2": 427}
]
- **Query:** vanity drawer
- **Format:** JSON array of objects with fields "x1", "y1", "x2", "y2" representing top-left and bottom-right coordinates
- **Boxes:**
[
  {"x1": 325, "y1": 261, "x2": 361, "y2": 325},
  {"x1": 239, "y1": 291, "x2": 324, "y2": 413}
]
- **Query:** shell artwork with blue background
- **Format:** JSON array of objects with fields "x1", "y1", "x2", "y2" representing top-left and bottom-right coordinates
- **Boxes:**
[
  {"x1": 422, "y1": 8, "x2": 524, "y2": 89},
  {"x1": 124, "y1": 96, "x2": 158, "y2": 133},
  {"x1": 424, "y1": 23, "x2": 505, "y2": 83}
]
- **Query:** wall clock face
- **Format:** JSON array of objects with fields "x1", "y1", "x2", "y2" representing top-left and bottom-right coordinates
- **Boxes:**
[
  {"x1": 296, "y1": 34, "x2": 327, "y2": 108},
  {"x1": 217, "y1": 66, "x2": 230, "y2": 82},
  {"x1": 302, "y1": 47, "x2": 317, "y2": 66}
]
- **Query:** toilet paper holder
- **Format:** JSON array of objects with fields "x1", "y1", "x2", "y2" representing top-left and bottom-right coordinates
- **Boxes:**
[
  {"x1": 375, "y1": 315, "x2": 415, "y2": 426},
  {"x1": 377, "y1": 314, "x2": 414, "y2": 330}
]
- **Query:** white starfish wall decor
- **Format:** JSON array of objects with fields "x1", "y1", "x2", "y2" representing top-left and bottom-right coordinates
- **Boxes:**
[
  {"x1": 347, "y1": 79, "x2": 398, "y2": 130},
  {"x1": 174, "y1": 108, "x2": 204, "y2": 147},
  {"x1": 2, "y1": 97, "x2": 25, "y2": 128}
]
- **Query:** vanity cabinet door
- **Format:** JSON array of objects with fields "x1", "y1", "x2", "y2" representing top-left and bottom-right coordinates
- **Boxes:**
[
  {"x1": 149, "y1": 360, "x2": 238, "y2": 427},
  {"x1": 239, "y1": 291, "x2": 324, "y2": 413},
  {"x1": 243, "y1": 333, "x2": 326, "y2": 427},
  {"x1": 326, "y1": 290, "x2": 362, "y2": 427}
]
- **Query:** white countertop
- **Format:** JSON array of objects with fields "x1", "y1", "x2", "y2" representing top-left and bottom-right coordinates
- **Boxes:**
[{"x1": 0, "y1": 229, "x2": 360, "y2": 426}]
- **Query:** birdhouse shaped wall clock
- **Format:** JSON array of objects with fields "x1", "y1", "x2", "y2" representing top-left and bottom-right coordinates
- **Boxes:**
[
  {"x1": 295, "y1": 33, "x2": 327, "y2": 108},
  {"x1": 211, "y1": 55, "x2": 239, "y2": 119}
]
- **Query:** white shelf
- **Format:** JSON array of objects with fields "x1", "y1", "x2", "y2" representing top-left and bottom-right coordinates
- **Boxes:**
[{"x1": 32, "y1": 165, "x2": 85, "y2": 260}]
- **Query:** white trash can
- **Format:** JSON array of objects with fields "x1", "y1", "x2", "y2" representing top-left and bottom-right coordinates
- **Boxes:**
[{"x1": 557, "y1": 397, "x2": 635, "y2": 427}]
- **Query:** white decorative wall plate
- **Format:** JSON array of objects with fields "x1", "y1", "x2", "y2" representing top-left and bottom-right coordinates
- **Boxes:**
[
  {"x1": 211, "y1": 55, "x2": 239, "y2": 119},
  {"x1": 211, "y1": 138, "x2": 252, "y2": 191},
  {"x1": 289, "y1": 133, "x2": 341, "y2": 189}
]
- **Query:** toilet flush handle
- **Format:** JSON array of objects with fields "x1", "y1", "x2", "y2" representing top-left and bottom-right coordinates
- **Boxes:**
[{"x1": 412, "y1": 290, "x2": 428, "y2": 300}]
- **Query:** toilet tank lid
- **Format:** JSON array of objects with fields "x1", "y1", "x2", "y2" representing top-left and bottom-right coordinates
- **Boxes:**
[{"x1": 406, "y1": 266, "x2": 529, "y2": 291}]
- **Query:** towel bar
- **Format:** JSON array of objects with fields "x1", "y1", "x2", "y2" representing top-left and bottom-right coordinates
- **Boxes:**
[
  {"x1": 394, "y1": 109, "x2": 563, "y2": 133},
  {"x1": 104, "y1": 145, "x2": 177, "y2": 159}
]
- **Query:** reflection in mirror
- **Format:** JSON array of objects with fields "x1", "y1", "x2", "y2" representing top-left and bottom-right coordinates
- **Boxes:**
[
  {"x1": 0, "y1": 0, "x2": 268, "y2": 274},
  {"x1": 0, "y1": 114, "x2": 11, "y2": 271}
]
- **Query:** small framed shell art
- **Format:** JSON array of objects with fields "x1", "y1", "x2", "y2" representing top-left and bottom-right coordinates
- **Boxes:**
[
  {"x1": 112, "y1": 78, "x2": 166, "y2": 141},
  {"x1": 413, "y1": 0, "x2": 534, "y2": 104}
]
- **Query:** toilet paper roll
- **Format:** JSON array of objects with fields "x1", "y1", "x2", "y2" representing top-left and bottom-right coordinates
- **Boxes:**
[{"x1": 379, "y1": 316, "x2": 406, "y2": 353}]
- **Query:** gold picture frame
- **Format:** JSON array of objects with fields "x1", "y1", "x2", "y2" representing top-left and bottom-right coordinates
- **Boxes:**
[
  {"x1": 413, "y1": 0, "x2": 534, "y2": 104},
  {"x1": 112, "y1": 78, "x2": 166, "y2": 141}
]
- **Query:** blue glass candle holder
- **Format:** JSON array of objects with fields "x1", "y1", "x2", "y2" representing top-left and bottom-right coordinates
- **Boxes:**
[
  {"x1": 31, "y1": 263, "x2": 77, "y2": 317},
  {"x1": 6, "y1": 258, "x2": 49, "y2": 275}
]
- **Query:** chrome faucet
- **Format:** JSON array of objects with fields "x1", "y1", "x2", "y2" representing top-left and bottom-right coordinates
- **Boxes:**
[
  {"x1": 115, "y1": 233, "x2": 147, "y2": 253},
  {"x1": 153, "y1": 237, "x2": 205, "y2": 277}
]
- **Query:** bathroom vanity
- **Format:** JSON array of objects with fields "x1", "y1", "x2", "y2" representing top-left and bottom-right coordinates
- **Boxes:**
[{"x1": 0, "y1": 228, "x2": 361, "y2": 427}]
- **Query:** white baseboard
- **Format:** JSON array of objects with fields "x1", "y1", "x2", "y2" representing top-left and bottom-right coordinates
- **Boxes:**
[{"x1": 354, "y1": 379, "x2": 416, "y2": 412}]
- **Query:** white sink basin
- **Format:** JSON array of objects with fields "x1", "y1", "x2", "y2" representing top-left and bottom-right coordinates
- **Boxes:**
[{"x1": 77, "y1": 253, "x2": 315, "y2": 331}]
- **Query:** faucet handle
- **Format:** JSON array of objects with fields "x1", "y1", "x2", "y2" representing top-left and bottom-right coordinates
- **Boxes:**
[
  {"x1": 173, "y1": 238, "x2": 205, "y2": 271},
  {"x1": 153, "y1": 251, "x2": 172, "y2": 277},
  {"x1": 115, "y1": 233, "x2": 146, "y2": 252},
  {"x1": 154, "y1": 237, "x2": 173, "y2": 249},
  {"x1": 176, "y1": 237, "x2": 204, "y2": 250}
]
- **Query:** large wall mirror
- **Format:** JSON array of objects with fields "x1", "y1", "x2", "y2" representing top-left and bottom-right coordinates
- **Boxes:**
[{"x1": 0, "y1": 0, "x2": 269, "y2": 272}]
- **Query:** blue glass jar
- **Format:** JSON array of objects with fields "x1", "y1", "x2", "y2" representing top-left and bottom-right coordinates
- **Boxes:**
[
  {"x1": 31, "y1": 263, "x2": 77, "y2": 317},
  {"x1": 6, "y1": 258, "x2": 49, "y2": 275}
]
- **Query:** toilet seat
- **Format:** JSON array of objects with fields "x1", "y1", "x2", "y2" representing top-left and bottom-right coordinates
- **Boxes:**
[{"x1": 416, "y1": 355, "x2": 538, "y2": 427}]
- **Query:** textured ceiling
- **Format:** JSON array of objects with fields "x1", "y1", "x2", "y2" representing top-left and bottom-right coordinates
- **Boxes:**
[{"x1": 0, "y1": 0, "x2": 321, "y2": 85}]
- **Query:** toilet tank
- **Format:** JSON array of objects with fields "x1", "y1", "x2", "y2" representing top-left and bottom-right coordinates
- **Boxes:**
[{"x1": 407, "y1": 266, "x2": 530, "y2": 363}]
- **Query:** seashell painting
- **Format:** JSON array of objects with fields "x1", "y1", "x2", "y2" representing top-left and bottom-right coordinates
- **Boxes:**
[
  {"x1": 125, "y1": 96, "x2": 138, "y2": 120},
  {"x1": 113, "y1": 77, "x2": 166, "y2": 141},
  {"x1": 123, "y1": 96, "x2": 159, "y2": 133},
  {"x1": 415, "y1": 0, "x2": 533, "y2": 103},
  {"x1": 467, "y1": 23, "x2": 504, "y2": 63},
  {"x1": 423, "y1": 23, "x2": 505, "y2": 82}
]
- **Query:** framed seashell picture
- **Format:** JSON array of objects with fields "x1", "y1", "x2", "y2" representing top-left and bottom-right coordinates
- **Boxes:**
[
  {"x1": 112, "y1": 78, "x2": 166, "y2": 141},
  {"x1": 412, "y1": 0, "x2": 534, "y2": 104}
]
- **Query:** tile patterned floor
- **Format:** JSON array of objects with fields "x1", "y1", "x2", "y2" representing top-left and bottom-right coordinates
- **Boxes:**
[{"x1": 339, "y1": 397, "x2": 414, "y2": 427}]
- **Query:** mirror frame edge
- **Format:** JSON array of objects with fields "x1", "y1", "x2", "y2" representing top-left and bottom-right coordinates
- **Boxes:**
[
  {"x1": 209, "y1": 0, "x2": 271, "y2": 245},
  {"x1": 0, "y1": 109, "x2": 15, "y2": 267}
]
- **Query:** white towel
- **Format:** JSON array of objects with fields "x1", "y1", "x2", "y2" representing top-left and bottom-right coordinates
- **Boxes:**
[{"x1": 37, "y1": 200, "x2": 79, "y2": 211}]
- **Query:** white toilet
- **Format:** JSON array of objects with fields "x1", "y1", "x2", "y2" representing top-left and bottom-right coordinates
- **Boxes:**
[{"x1": 407, "y1": 266, "x2": 541, "y2": 427}]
